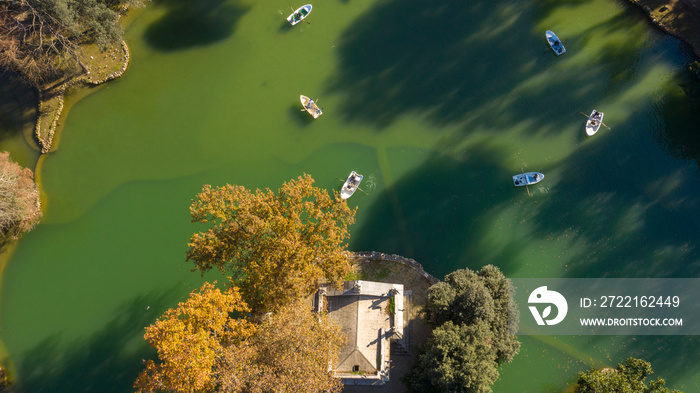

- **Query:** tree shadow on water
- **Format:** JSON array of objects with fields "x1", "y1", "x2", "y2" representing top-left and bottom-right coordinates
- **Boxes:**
[
  {"x1": 523, "y1": 105, "x2": 700, "y2": 280},
  {"x1": 0, "y1": 72, "x2": 36, "y2": 143},
  {"x1": 328, "y1": 0, "x2": 648, "y2": 137},
  {"x1": 351, "y1": 145, "x2": 523, "y2": 278},
  {"x1": 145, "y1": 0, "x2": 250, "y2": 51},
  {"x1": 661, "y1": 66, "x2": 700, "y2": 169},
  {"x1": 8, "y1": 289, "x2": 179, "y2": 393}
]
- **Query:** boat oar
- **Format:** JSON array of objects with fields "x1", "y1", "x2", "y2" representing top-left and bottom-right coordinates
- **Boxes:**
[
  {"x1": 289, "y1": 5, "x2": 311, "y2": 25},
  {"x1": 521, "y1": 167, "x2": 530, "y2": 196},
  {"x1": 335, "y1": 177, "x2": 369, "y2": 195},
  {"x1": 579, "y1": 112, "x2": 611, "y2": 130}
]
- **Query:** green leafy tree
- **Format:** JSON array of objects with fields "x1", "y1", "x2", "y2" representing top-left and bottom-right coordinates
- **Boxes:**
[
  {"x1": 408, "y1": 321, "x2": 499, "y2": 393},
  {"x1": 576, "y1": 357, "x2": 683, "y2": 393},
  {"x1": 410, "y1": 265, "x2": 520, "y2": 393},
  {"x1": 423, "y1": 265, "x2": 520, "y2": 363},
  {"x1": 0, "y1": 151, "x2": 42, "y2": 239},
  {"x1": 186, "y1": 174, "x2": 356, "y2": 313}
]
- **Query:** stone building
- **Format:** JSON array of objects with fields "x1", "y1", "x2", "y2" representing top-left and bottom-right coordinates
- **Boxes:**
[{"x1": 315, "y1": 280, "x2": 408, "y2": 385}]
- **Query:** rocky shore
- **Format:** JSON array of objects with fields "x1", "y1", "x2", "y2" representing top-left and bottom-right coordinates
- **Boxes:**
[
  {"x1": 34, "y1": 40, "x2": 131, "y2": 154},
  {"x1": 631, "y1": 0, "x2": 700, "y2": 58}
]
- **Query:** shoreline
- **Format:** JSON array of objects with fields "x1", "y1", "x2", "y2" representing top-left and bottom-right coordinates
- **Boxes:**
[
  {"x1": 631, "y1": 0, "x2": 700, "y2": 59},
  {"x1": 34, "y1": 39, "x2": 131, "y2": 154},
  {"x1": 33, "y1": 4, "x2": 145, "y2": 155},
  {"x1": 27, "y1": 0, "x2": 700, "y2": 156}
]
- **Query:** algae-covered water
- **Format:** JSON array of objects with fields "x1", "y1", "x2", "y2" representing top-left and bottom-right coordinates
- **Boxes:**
[{"x1": 1, "y1": 0, "x2": 700, "y2": 391}]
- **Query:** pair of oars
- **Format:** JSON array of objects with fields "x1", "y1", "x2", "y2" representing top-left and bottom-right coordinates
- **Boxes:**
[
  {"x1": 290, "y1": 6, "x2": 311, "y2": 25},
  {"x1": 580, "y1": 112, "x2": 611, "y2": 130},
  {"x1": 520, "y1": 167, "x2": 531, "y2": 196},
  {"x1": 300, "y1": 98, "x2": 321, "y2": 113},
  {"x1": 336, "y1": 178, "x2": 369, "y2": 195}
]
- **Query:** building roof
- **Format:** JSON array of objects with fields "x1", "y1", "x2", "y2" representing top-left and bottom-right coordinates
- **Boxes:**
[{"x1": 321, "y1": 281, "x2": 404, "y2": 379}]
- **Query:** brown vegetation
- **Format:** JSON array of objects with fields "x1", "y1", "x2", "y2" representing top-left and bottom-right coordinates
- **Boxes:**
[
  {"x1": 0, "y1": 0, "x2": 84, "y2": 86},
  {"x1": 0, "y1": 151, "x2": 41, "y2": 239},
  {"x1": 135, "y1": 284, "x2": 345, "y2": 393}
]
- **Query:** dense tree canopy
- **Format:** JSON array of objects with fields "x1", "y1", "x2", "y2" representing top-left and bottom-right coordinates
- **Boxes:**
[
  {"x1": 0, "y1": 151, "x2": 42, "y2": 238},
  {"x1": 187, "y1": 174, "x2": 356, "y2": 313},
  {"x1": 136, "y1": 285, "x2": 345, "y2": 393},
  {"x1": 423, "y1": 265, "x2": 520, "y2": 364},
  {"x1": 0, "y1": 0, "x2": 131, "y2": 85},
  {"x1": 409, "y1": 265, "x2": 520, "y2": 393},
  {"x1": 576, "y1": 357, "x2": 683, "y2": 393},
  {"x1": 408, "y1": 321, "x2": 499, "y2": 393},
  {"x1": 134, "y1": 282, "x2": 255, "y2": 393},
  {"x1": 218, "y1": 298, "x2": 345, "y2": 393}
]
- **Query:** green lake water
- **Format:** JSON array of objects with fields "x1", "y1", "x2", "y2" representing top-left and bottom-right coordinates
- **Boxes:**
[{"x1": 2, "y1": 0, "x2": 700, "y2": 391}]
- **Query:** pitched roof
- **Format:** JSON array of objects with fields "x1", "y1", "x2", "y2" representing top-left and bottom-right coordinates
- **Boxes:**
[{"x1": 323, "y1": 281, "x2": 403, "y2": 375}]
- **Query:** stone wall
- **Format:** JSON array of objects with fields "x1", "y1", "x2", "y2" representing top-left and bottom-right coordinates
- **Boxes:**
[
  {"x1": 87, "y1": 40, "x2": 131, "y2": 85},
  {"x1": 348, "y1": 251, "x2": 440, "y2": 285}
]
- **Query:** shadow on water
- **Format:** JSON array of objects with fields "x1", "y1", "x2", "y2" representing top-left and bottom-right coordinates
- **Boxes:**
[
  {"x1": 288, "y1": 104, "x2": 316, "y2": 126},
  {"x1": 351, "y1": 145, "x2": 523, "y2": 278},
  {"x1": 8, "y1": 289, "x2": 180, "y2": 393},
  {"x1": 525, "y1": 106, "x2": 700, "y2": 279},
  {"x1": 327, "y1": 0, "x2": 644, "y2": 133},
  {"x1": 663, "y1": 65, "x2": 700, "y2": 167},
  {"x1": 0, "y1": 72, "x2": 36, "y2": 143},
  {"x1": 145, "y1": 0, "x2": 250, "y2": 51},
  {"x1": 341, "y1": 1, "x2": 700, "y2": 383}
]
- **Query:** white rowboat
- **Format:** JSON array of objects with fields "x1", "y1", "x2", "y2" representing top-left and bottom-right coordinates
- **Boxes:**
[
  {"x1": 288, "y1": 4, "x2": 312, "y2": 25},
  {"x1": 300, "y1": 95, "x2": 322, "y2": 118},
  {"x1": 585, "y1": 109, "x2": 604, "y2": 136},
  {"x1": 341, "y1": 171, "x2": 363, "y2": 199}
]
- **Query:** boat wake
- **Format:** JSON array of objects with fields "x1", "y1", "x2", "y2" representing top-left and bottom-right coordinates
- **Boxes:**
[{"x1": 364, "y1": 174, "x2": 378, "y2": 193}]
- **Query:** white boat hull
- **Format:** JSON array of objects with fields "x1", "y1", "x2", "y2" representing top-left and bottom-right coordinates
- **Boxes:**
[
  {"x1": 585, "y1": 110, "x2": 604, "y2": 136},
  {"x1": 341, "y1": 171, "x2": 363, "y2": 199},
  {"x1": 300, "y1": 95, "x2": 322, "y2": 118},
  {"x1": 288, "y1": 4, "x2": 312, "y2": 25},
  {"x1": 513, "y1": 172, "x2": 544, "y2": 187}
]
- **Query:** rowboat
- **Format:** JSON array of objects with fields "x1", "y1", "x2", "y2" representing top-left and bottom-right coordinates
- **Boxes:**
[
  {"x1": 288, "y1": 4, "x2": 312, "y2": 25},
  {"x1": 585, "y1": 110, "x2": 604, "y2": 136},
  {"x1": 545, "y1": 30, "x2": 566, "y2": 56},
  {"x1": 513, "y1": 172, "x2": 544, "y2": 187},
  {"x1": 300, "y1": 95, "x2": 322, "y2": 118},
  {"x1": 341, "y1": 171, "x2": 363, "y2": 199}
]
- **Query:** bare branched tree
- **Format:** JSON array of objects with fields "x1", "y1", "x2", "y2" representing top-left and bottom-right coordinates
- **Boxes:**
[{"x1": 0, "y1": 0, "x2": 127, "y2": 85}]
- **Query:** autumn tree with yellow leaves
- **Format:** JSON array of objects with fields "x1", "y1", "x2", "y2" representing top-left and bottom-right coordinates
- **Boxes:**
[
  {"x1": 135, "y1": 285, "x2": 345, "y2": 393},
  {"x1": 137, "y1": 175, "x2": 354, "y2": 392},
  {"x1": 218, "y1": 298, "x2": 345, "y2": 393},
  {"x1": 186, "y1": 174, "x2": 356, "y2": 313},
  {"x1": 134, "y1": 283, "x2": 255, "y2": 393}
]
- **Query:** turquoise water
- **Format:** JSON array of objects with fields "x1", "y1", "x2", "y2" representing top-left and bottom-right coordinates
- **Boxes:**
[{"x1": 1, "y1": 0, "x2": 700, "y2": 391}]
